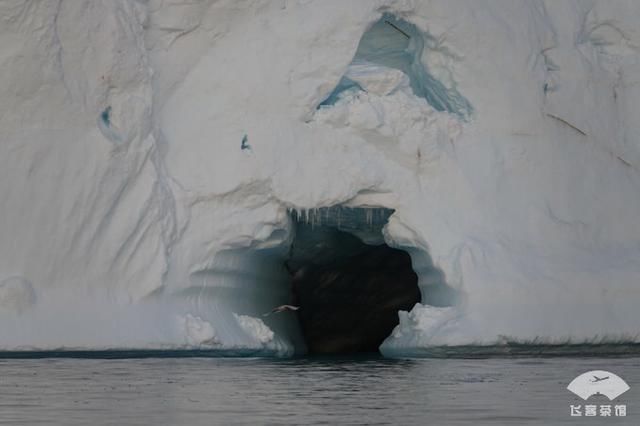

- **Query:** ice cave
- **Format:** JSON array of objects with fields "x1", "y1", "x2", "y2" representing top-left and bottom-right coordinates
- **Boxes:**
[
  {"x1": 285, "y1": 207, "x2": 420, "y2": 354},
  {"x1": 194, "y1": 205, "x2": 459, "y2": 356},
  {"x1": 229, "y1": 205, "x2": 457, "y2": 356}
]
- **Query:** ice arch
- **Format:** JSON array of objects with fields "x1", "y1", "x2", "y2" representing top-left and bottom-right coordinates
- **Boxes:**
[
  {"x1": 280, "y1": 206, "x2": 454, "y2": 354},
  {"x1": 285, "y1": 208, "x2": 418, "y2": 354},
  {"x1": 181, "y1": 205, "x2": 455, "y2": 356}
]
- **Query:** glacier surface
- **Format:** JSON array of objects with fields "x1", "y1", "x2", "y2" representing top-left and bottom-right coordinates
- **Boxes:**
[{"x1": 1, "y1": 0, "x2": 640, "y2": 355}]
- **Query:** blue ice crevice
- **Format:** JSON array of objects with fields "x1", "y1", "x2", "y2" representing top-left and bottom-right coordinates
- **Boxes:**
[{"x1": 318, "y1": 13, "x2": 472, "y2": 120}]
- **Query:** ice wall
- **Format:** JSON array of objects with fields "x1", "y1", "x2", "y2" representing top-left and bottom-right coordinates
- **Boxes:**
[{"x1": 1, "y1": 0, "x2": 639, "y2": 354}]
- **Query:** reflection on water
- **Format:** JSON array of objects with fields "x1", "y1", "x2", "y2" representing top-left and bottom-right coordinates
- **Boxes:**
[{"x1": 0, "y1": 354, "x2": 639, "y2": 425}]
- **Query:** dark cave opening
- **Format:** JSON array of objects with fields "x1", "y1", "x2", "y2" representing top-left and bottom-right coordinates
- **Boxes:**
[{"x1": 285, "y1": 207, "x2": 421, "y2": 355}]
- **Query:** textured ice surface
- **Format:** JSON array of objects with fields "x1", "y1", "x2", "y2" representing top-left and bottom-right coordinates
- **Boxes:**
[
  {"x1": 1, "y1": 0, "x2": 640, "y2": 354},
  {"x1": 0, "y1": 277, "x2": 36, "y2": 315}
]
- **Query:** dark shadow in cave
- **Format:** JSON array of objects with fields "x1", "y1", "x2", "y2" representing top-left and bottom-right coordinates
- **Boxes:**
[{"x1": 285, "y1": 207, "x2": 421, "y2": 355}]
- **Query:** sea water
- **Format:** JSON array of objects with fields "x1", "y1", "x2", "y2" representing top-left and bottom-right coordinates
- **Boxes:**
[{"x1": 0, "y1": 354, "x2": 638, "y2": 425}]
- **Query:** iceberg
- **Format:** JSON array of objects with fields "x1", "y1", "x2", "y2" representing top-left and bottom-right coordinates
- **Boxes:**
[{"x1": 1, "y1": 0, "x2": 639, "y2": 355}]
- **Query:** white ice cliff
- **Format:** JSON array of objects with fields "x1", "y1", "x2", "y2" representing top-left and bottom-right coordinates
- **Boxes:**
[{"x1": 1, "y1": 0, "x2": 639, "y2": 355}]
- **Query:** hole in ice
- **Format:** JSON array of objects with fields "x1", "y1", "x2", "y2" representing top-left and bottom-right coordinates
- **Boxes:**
[
  {"x1": 100, "y1": 106, "x2": 111, "y2": 127},
  {"x1": 318, "y1": 13, "x2": 472, "y2": 119},
  {"x1": 285, "y1": 207, "x2": 421, "y2": 354},
  {"x1": 97, "y1": 106, "x2": 123, "y2": 144}
]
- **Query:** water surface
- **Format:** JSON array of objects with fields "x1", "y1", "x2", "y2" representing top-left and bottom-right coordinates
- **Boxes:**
[{"x1": 1, "y1": 354, "x2": 638, "y2": 425}]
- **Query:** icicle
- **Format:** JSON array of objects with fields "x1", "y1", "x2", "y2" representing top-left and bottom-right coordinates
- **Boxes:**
[{"x1": 311, "y1": 207, "x2": 315, "y2": 229}]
